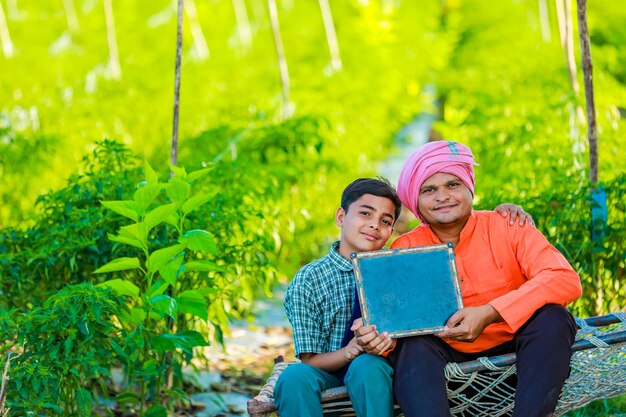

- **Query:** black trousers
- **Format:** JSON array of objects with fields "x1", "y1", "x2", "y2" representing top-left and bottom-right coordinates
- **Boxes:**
[{"x1": 388, "y1": 305, "x2": 577, "y2": 417}]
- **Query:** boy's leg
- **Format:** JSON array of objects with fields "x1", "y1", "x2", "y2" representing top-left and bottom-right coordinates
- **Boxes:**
[
  {"x1": 512, "y1": 304, "x2": 577, "y2": 417},
  {"x1": 344, "y1": 354, "x2": 395, "y2": 417},
  {"x1": 274, "y1": 363, "x2": 343, "y2": 417},
  {"x1": 388, "y1": 335, "x2": 462, "y2": 417}
]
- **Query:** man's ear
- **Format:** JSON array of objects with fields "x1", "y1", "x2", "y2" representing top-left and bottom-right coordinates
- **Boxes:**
[{"x1": 335, "y1": 207, "x2": 345, "y2": 227}]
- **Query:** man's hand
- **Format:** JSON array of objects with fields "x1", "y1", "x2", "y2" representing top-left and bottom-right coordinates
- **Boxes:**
[
  {"x1": 494, "y1": 203, "x2": 535, "y2": 226},
  {"x1": 437, "y1": 305, "x2": 503, "y2": 343},
  {"x1": 352, "y1": 318, "x2": 394, "y2": 355},
  {"x1": 344, "y1": 336, "x2": 365, "y2": 362}
]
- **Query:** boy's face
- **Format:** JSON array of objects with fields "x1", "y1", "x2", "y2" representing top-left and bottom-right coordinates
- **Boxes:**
[{"x1": 335, "y1": 194, "x2": 396, "y2": 258}]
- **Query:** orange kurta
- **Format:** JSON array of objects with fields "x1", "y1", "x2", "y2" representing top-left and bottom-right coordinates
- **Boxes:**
[{"x1": 390, "y1": 211, "x2": 582, "y2": 353}]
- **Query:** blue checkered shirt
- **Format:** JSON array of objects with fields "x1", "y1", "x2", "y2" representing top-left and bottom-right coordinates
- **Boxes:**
[{"x1": 284, "y1": 241, "x2": 355, "y2": 358}]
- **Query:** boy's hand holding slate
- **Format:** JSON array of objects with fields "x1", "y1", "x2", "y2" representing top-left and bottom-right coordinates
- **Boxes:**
[
  {"x1": 344, "y1": 337, "x2": 364, "y2": 362},
  {"x1": 352, "y1": 318, "x2": 394, "y2": 355}
]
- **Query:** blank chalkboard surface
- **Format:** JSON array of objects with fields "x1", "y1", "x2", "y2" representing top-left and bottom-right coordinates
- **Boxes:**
[{"x1": 351, "y1": 243, "x2": 463, "y2": 338}]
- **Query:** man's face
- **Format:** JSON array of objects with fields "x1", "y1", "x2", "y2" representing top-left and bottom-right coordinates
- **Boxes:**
[
  {"x1": 418, "y1": 172, "x2": 472, "y2": 225},
  {"x1": 335, "y1": 194, "x2": 396, "y2": 258}
]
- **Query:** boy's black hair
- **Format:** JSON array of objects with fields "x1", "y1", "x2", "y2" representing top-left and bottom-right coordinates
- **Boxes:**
[{"x1": 341, "y1": 177, "x2": 402, "y2": 222}]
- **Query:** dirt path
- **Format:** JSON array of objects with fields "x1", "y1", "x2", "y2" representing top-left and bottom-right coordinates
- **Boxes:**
[{"x1": 188, "y1": 290, "x2": 294, "y2": 416}]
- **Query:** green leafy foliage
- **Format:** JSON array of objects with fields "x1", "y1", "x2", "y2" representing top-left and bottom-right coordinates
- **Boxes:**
[
  {"x1": 0, "y1": 140, "x2": 141, "y2": 310},
  {"x1": 479, "y1": 174, "x2": 626, "y2": 317},
  {"x1": 0, "y1": 0, "x2": 440, "y2": 243},
  {"x1": 90, "y1": 162, "x2": 219, "y2": 414},
  {"x1": 179, "y1": 115, "x2": 337, "y2": 274},
  {"x1": 0, "y1": 131, "x2": 59, "y2": 225},
  {"x1": 6, "y1": 283, "x2": 127, "y2": 416},
  {"x1": 431, "y1": 0, "x2": 624, "y2": 194}
]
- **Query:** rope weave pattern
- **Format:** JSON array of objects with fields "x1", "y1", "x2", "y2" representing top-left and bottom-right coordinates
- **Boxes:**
[
  {"x1": 252, "y1": 361, "x2": 290, "y2": 403},
  {"x1": 555, "y1": 314, "x2": 626, "y2": 415},
  {"x1": 444, "y1": 315, "x2": 626, "y2": 416}
]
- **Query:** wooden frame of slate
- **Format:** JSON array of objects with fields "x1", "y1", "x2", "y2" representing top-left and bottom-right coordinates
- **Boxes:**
[{"x1": 351, "y1": 243, "x2": 464, "y2": 338}]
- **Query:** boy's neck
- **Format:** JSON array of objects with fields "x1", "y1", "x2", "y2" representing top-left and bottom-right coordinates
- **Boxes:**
[{"x1": 336, "y1": 243, "x2": 352, "y2": 260}]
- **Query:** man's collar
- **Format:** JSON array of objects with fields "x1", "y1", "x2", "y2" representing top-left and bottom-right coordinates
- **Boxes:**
[
  {"x1": 460, "y1": 210, "x2": 478, "y2": 236},
  {"x1": 329, "y1": 241, "x2": 354, "y2": 272},
  {"x1": 420, "y1": 210, "x2": 476, "y2": 245}
]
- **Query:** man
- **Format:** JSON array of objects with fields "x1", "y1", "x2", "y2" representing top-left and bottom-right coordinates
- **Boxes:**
[{"x1": 356, "y1": 141, "x2": 582, "y2": 417}]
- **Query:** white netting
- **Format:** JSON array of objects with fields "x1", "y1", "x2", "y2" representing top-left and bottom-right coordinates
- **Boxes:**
[{"x1": 443, "y1": 316, "x2": 626, "y2": 416}]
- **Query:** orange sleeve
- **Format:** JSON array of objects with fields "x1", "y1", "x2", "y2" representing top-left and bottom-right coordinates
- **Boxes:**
[
  {"x1": 390, "y1": 233, "x2": 413, "y2": 250},
  {"x1": 380, "y1": 339, "x2": 397, "y2": 357},
  {"x1": 488, "y1": 219, "x2": 582, "y2": 332}
]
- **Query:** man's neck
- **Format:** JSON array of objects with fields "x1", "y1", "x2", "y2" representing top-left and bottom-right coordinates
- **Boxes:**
[{"x1": 430, "y1": 219, "x2": 469, "y2": 247}]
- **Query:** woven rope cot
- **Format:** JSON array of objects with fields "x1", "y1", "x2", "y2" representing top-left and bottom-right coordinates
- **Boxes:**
[{"x1": 247, "y1": 313, "x2": 626, "y2": 417}]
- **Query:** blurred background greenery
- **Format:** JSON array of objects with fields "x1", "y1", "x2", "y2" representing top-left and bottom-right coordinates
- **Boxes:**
[{"x1": 2, "y1": 0, "x2": 624, "y2": 309}]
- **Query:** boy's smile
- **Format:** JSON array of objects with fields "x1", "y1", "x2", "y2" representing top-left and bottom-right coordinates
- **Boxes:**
[{"x1": 335, "y1": 194, "x2": 396, "y2": 259}]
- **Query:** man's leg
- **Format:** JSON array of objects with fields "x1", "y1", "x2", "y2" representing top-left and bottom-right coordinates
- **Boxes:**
[
  {"x1": 513, "y1": 304, "x2": 577, "y2": 417},
  {"x1": 344, "y1": 354, "x2": 395, "y2": 417},
  {"x1": 274, "y1": 363, "x2": 343, "y2": 417},
  {"x1": 389, "y1": 335, "x2": 463, "y2": 417}
]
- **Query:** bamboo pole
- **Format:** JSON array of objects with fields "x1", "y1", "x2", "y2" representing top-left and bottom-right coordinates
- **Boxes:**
[
  {"x1": 232, "y1": 0, "x2": 252, "y2": 49},
  {"x1": 171, "y1": 0, "x2": 184, "y2": 168},
  {"x1": 0, "y1": 1, "x2": 14, "y2": 58},
  {"x1": 556, "y1": 0, "x2": 585, "y2": 173},
  {"x1": 63, "y1": 0, "x2": 80, "y2": 33},
  {"x1": 6, "y1": 0, "x2": 20, "y2": 20},
  {"x1": 185, "y1": 0, "x2": 209, "y2": 60},
  {"x1": 538, "y1": 0, "x2": 551, "y2": 42},
  {"x1": 267, "y1": 0, "x2": 292, "y2": 119},
  {"x1": 164, "y1": 3, "x2": 185, "y2": 391},
  {"x1": 576, "y1": 0, "x2": 604, "y2": 305},
  {"x1": 0, "y1": 353, "x2": 12, "y2": 417},
  {"x1": 575, "y1": 0, "x2": 598, "y2": 185},
  {"x1": 318, "y1": 0, "x2": 342, "y2": 71},
  {"x1": 103, "y1": 0, "x2": 121, "y2": 79},
  {"x1": 556, "y1": 0, "x2": 580, "y2": 97}
]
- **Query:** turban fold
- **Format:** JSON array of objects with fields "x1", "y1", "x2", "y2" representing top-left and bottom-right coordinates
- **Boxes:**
[{"x1": 397, "y1": 141, "x2": 478, "y2": 223}]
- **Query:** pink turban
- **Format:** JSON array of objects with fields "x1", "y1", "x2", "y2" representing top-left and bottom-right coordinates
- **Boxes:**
[{"x1": 397, "y1": 141, "x2": 478, "y2": 223}]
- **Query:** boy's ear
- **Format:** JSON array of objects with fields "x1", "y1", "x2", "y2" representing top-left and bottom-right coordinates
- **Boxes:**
[{"x1": 335, "y1": 207, "x2": 345, "y2": 227}]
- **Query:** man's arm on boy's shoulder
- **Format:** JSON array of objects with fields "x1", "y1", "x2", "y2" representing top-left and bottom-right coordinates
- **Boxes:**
[
  {"x1": 300, "y1": 337, "x2": 364, "y2": 373},
  {"x1": 493, "y1": 203, "x2": 534, "y2": 226}
]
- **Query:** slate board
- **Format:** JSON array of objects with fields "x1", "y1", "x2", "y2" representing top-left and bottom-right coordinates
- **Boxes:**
[{"x1": 351, "y1": 243, "x2": 463, "y2": 338}]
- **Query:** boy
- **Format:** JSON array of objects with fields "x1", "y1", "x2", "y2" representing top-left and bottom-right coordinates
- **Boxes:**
[{"x1": 274, "y1": 177, "x2": 531, "y2": 417}]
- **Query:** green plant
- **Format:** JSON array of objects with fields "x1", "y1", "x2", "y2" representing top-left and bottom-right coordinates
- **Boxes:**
[
  {"x1": 179, "y1": 115, "x2": 335, "y2": 276},
  {"x1": 0, "y1": 309, "x2": 17, "y2": 358},
  {"x1": 0, "y1": 140, "x2": 141, "y2": 310},
  {"x1": 6, "y1": 283, "x2": 127, "y2": 416},
  {"x1": 93, "y1": 162, "x2": 228, "y2": 415},
  {"x1": 0, "y1": 128, "x2": 59, "y2": 226},
  {"x1": 563, "y1": 395, "x2": 626, "y2": 416}
]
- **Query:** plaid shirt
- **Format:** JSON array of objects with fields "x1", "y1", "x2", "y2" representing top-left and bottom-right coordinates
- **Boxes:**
[{"x1": 285, "y1": 241, "x2": 355, "y2": 358}]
